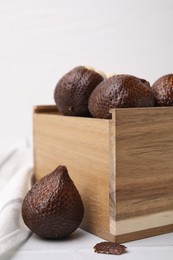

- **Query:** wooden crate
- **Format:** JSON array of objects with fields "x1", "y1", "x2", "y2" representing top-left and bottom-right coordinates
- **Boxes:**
[{"x1": 33, "y1": 105, "x2": 173, "y2": 243}]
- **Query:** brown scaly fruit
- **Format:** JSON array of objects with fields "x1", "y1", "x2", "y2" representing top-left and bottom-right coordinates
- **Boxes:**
[
  {"x1": 88, "y1": 74, "x2": 155, "y2": 119},
  {"x1": 54, "y1": 66, "x2": 104, "y2": 116},
  {"x1": 151, "y1": 74, "x2": 173, "y2": 106},
  {"x1": 94, "y1": 241, "x2": 127, "y2": 255},
  {"x1": 21, "y1": 166, "x2": 84, "y2": 239}
]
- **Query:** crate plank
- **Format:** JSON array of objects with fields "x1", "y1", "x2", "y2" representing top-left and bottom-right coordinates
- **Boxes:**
[
  {"x1": 33, "y1": 105, "x2": 173, "y2": 242},
  {"x1": 33, "y1": 106, "x2": 115, "y2": 241},
  {"x1": 109, "y1": 108, "x2": 173, "y2": 241}
]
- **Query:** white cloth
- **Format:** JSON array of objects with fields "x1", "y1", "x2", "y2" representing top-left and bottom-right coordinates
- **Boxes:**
[{"x1": 0, "y1": 141, "x2": 33, "y2": 257}]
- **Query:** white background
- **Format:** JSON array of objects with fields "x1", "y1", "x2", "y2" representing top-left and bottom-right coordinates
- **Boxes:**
[{"x1": 0, "y1": 0, "x2": 173, "y2": 144}]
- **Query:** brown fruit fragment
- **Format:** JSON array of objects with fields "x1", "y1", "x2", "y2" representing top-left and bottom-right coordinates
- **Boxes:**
[
  {"x1": 54, "y1": 66, "x2": 104, "y2": 116},
  {"x1": 88, "y1": 74, "x2": 155, "y2": 119},
  {"x1": 151, "y1": 74, "x2": 173, "y2": 106},
  {"x1": 22, "y1": 166, "x2": 84, "y2": 239},
  {"x1": 94, "y1": 241, "x2": 127, "y2": 255}
]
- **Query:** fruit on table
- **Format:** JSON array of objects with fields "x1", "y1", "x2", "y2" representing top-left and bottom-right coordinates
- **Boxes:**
[
  {"x1": 94, "y1": 241, "x2": 127, "y2": 255},
  {"x1": 54, "y1": 66, "x2": 104, "y2": 116},
  {"x1": 88, "y1": 74, "x2": 155, "y2": 119},
  {"x1": 151, "y1": 74, "x2": 173, "y2": 106},
  {"x1": 22, "y1": 166, "x2": 84, "y2": 239}
]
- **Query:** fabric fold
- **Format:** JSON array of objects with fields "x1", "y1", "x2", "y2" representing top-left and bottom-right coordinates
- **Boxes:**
[{"x1": 0, "y1": 142, "x2": 33, "y2": 256}]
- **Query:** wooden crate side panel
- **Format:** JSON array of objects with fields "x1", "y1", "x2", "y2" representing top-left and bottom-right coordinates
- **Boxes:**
[
  {"x1": 114, "y1": 108, "x2": 173, "y2": 236},
  {"x1": 116, "y1": 224, "x2": 173, "y2": 243},
  {"x1": 33, "y1": 113, "x2": 113, "y2": 240}
]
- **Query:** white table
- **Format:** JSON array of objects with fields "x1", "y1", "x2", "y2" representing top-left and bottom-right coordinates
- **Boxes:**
[{"x1": 3, "y1": 229, "x2": 173, "y2": 260}]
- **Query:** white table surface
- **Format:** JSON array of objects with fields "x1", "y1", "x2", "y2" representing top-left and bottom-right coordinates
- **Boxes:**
[{"x1": 3, "y1": 229, "x2": 173, "y2": 260}]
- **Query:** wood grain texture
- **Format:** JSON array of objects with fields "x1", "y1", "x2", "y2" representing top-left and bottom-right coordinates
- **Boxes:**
[
  {"x1": 34, "y1": 106, "x2": 173, "y2": 242},
  {"x1": 116, "y1": 224, "x2": 173, "y2": 243},
  {"x1": 33, "y1": 106, "x2": 114, "y2": 241},
  {"x1": 109, "y1": 107, "x2": 173, "y2": 238}
]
